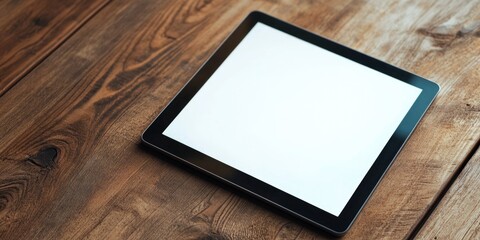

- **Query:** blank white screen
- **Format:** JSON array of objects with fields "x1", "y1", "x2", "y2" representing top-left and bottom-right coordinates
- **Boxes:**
[{"x1": 163, "y1": 23, "x2": 421, "y2": 216}]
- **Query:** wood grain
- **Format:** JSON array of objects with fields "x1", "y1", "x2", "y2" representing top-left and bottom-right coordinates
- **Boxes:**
[
  {"x1": 0, "y1": 0, "x2": 111, "y2": 97},
  {"x1": 0, "y1": 0, "x2": 479, "y2": 239},
  {"x1": 416, "y1": 146, "x2": 480, "y2": 239}
]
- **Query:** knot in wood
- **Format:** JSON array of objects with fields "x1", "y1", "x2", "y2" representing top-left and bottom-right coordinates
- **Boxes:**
[{"x1": 27, "y1": 147, "x2": 58, "y2": 169}]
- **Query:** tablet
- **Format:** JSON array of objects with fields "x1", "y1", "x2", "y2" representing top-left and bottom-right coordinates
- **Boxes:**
[{"x1": 142, "y1": 11, "x2": 439, "y2": 235}]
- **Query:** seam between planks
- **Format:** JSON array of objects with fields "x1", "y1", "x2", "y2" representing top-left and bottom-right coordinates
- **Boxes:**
[
  {"x1": 407, "y1": 137, "x2": 480, "y2": 239},
  {"x1": 0, "y1": 0, "x2": 114, "y2": 98}
]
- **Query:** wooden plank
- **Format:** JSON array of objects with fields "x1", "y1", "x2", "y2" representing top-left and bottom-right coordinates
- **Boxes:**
[
  {"x1": 0, "y1": 0, "x2": 479, "y2": 239},
  {"x1": 416, "y1": 146, "x2": 480, "y2": 239},
  {"x1": 0, "y1": 0, "x2": 111, "y2": 96}
]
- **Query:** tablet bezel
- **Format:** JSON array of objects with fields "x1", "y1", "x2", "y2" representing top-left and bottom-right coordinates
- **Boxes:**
[{"x1": 142, "y1": 11, "x2": 439, "y2": 235}]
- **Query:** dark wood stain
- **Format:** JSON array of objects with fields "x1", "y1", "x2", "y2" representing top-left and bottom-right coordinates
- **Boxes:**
[
  {"x1": 32, "y1": 17, "x2": 49, "y2": 27},
  {"x1": 26, "y1": 147, "x2": 57, "y2": 169}
]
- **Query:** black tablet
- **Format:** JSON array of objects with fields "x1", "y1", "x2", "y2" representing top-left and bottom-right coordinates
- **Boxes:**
[{"x1": 142, "y1": 11, "x2": 439, "y2": 235}]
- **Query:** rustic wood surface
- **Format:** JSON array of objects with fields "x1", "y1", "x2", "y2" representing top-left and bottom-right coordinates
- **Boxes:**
[
  {"x1": 417, "y1": 148, "x2": 480, "y2": 239},
  {"x1": 0, "y1": 0, "x2": 479, "y2": 239},
  {"x1": 0, "y1": 0, "x2": 111, "y2": 96}
]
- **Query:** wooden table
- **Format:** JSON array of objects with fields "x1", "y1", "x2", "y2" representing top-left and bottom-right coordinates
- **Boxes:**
[{"x1": 1, "y1": 0, "x2": 479, "y2": 239}]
